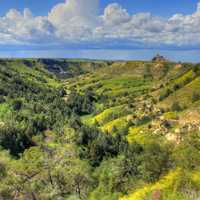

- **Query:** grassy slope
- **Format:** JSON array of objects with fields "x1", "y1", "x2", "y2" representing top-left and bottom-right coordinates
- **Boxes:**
[
  {"x1": 101, "y1": 116, "x2": 128, "y2": 133},
  {"x1": 10, "y1": 62, "x2": 61, "y2": 88},
  {"x1": 159, "y1": 76, "x2": 200, "y2": 108}
]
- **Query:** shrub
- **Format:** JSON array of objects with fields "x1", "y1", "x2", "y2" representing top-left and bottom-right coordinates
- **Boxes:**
[
  {"x1": 173, "y1": 84, "x2": 181, "y2": 91},
  {"x1": 183, "y1": 77, "x2": 192, "y2": 85},
  {"x1": 139, "y1": 142, "x2": 172, "y2": 182},
  {"x1": 192, "y1": 92, "x2": 200, "y2": 103},
  {"x1": 193, "y1": 64, "x2": 200, "y2": 75},
  {"x1": 0, "y1": 96, "x2": 5, "y2": 104},
  {"x1": 12, "y1": 99, "x2": 23, "y2": 111},
  {"x1": 159, "y1": 89, "x2": 172, "y2": 101},
  {"x1": 135, "y1": 116, "x2": 151, "y2": 126},
  {"x1": 171, "y1": 102, "x2": 182, "y2": 112},
  {"x1": 0, "y1": 88, "x2": 7, "y2": 96},
  {"x1": 173, "y1": 133, "x2": 200, "y2": 170},
  {"x1": 0, "y1": 125, "x2": 33, "y2": 156}
]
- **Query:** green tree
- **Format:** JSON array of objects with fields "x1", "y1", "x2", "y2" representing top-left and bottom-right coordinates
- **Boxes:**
[
  {"x1": 0, "y1": 125, "x2": 33, "y2": 156},
  {"x1": 139, "y1": 142, "x2": 171, "y2": 182}
]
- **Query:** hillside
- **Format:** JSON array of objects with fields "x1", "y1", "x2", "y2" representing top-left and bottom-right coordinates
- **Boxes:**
[
  {"x1": 0, "y1": 59, "x2": 199, "y2": 200},
  {"x1": 66, "y1": 60, "x2": 200, "y2": 200},
  {"x1": 39, "y1": 59, "x2": 113, "y2": 78}
]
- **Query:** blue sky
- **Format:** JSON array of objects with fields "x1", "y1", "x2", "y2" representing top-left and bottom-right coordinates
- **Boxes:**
[
  {"x1": 0, "y1": 0, "x2": 199, "y2": 17},
  {"x1": 0, "y1": 0, "x2": 200, "y2": 61}
]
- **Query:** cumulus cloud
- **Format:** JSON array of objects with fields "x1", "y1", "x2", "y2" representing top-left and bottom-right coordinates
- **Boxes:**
[
  {"x1": 48, "y1": 0, "x2": 99, "y2": 26},
  {"x1": 0, "y1": 8, "x2": 55, "y2": 45},
  {"x1": 48, "y1": 0, "x2": 99, "y2": 41},
  {"x1": 100, "y1": 3, "x2": 131, "y2": 26},
  {"x1": 0, "y1": 0, "x2": 200, "y2": 48}
]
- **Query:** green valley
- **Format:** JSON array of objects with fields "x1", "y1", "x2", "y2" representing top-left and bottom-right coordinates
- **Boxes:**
[{"x1": 0, "y1": 58, "x2": 199, "y2": 200}]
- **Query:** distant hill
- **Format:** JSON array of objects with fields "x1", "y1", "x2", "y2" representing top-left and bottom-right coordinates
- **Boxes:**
[{"x1": 0, "y1": 58, "x2": 112, "y2": 78}]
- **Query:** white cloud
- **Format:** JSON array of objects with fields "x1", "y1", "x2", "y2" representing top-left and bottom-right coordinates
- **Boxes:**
[
  {"x1": 100, "y1": 3, "x2": 131, "y2": 26},
  {"x1": 48, "y1": 0, "x2": 99, "y2": 26},
  {"x1": 0, "y1": 0, "x2": 200, "y2": 48},
  {"x1": 94, "y1": 1, "x2": 200, "y2": 47},
  {"x1": 0, "y1": 8, "x2": 55, "y2": 44},
  {"x1": 48, "y1": 0, "x2": 99, "y2": 41}
]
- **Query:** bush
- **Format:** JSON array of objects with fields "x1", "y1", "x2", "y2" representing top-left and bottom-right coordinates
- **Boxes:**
[
  {"x1": 173, "y1": 133, "x2": 200, "y2": 170},
  {"x1": 76, "y1": 125, "x2": 128, "y2": 167},
  {"x1": 12, "y1": 99, "x2": 23, "y2": 111},
  {"x1": 173, "y1": 84, "x2": 181, "y2": 91},
  {"x1": 0, "y1": 125, "x2": 33, "y2": 156},
  {"x1": 139, "y1": 142, "x2": 172, "y2": 182},
  {"x1": 171, "y1": 102, "x2": 182, "y2": 112},
  {"x1": 0, "y1": 96, "x2": 5, "y2": 104},
  {"x1": 183, "y1": 77, "x2": 192, "y2": 85},
  {"x1": 192, "y1": 92, "x2": 200, "y2": 103},
  {"x1": 0, "y1": 88, "x2": 7, "y2": 96},
  {"x1": 159, "y1": 89, "x2": 172, "y2": 101}
]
